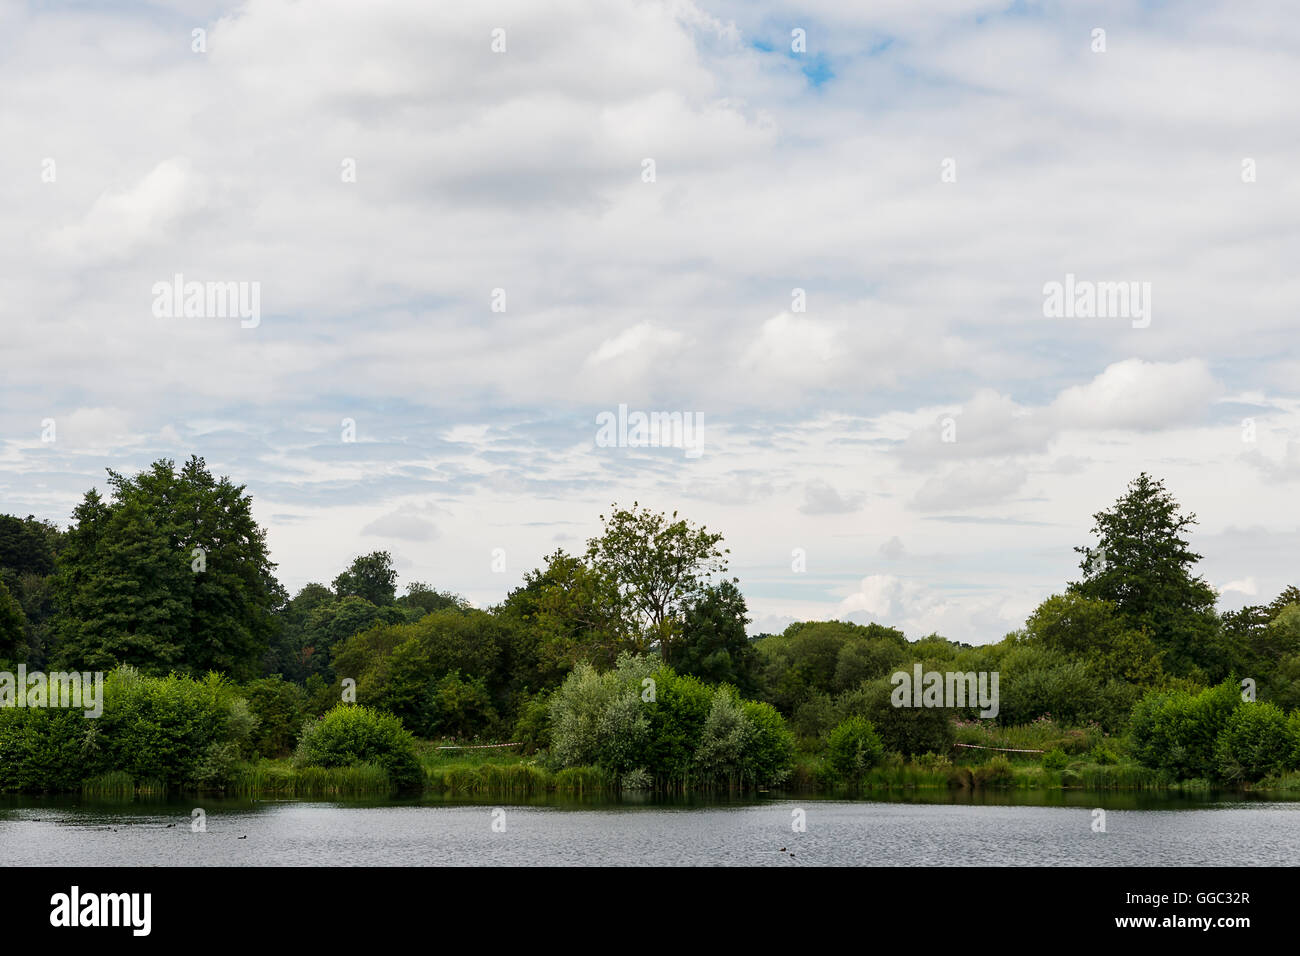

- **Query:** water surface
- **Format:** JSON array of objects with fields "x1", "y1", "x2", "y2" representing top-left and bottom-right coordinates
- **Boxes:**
[{"x1": 3, "y1": 792, "x2": 1297, "y2": 866}]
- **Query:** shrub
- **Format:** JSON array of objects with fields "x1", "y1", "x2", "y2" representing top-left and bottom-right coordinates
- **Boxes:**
[
  {"x1": 294, "y1": 704, "x2": 423, "y2": 791},
  {"x1": 973, "y1": 755, "x2": 1014, "y2": 787},
  {"x1": 512, "y1": 690, "x2": 552, "y2": 754},
  {"x1": 0, "y1": 708, "x2": 89, "y2": 792},
  {"x1": 1089, "y1": 744, "x2": 1119, "y2": 765},
  {"x1": 97, "y1": 669, "x2": 251, "y2": 789},
  {"x1": 739, "y1": 699, "x2": 795, "y2": 786},
  {"x1": 825, "y1": 716, "x2": 884, "y2": 783},
  {"x1": 549, "y1": 654, "x2": 793, "y2": 789},
  {"x1": 243, "y1": 676, "x2": 308, "y2": 756},
  {"x1": 1129, "y1": 679, "x2": 1242, "y2": 780},
  {"x1": 856, "y1": 677, "x2": 955, "y2": 756},
  {"x1": 1041, "y1": 747, "x2": 1069, "y2": 770},
  {"x1": 0, "y1": 667, "x2": 254, "y2": 792},
  {"x1": 695, "y1": 687, "x2": 753, "y2": 783},
  {"x1": 1215, "y1": 701, "x2": 1295, "y2": 783}
]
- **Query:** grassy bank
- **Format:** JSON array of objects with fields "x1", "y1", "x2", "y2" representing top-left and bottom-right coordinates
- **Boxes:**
[{"x1": 72, "y1": 737, "x2": 1300, "y2": 799}]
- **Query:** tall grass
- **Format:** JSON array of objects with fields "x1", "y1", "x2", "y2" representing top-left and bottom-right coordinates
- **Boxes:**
[
  {"x1": 425, "y1": 762, "x2": 612, "y2": 795},
  {"x1": 81, "y1": 771, "x2": 167, "y2": 798},
  {"x1": 229, "y1": 761, "x2": 391, "y2": 796}
]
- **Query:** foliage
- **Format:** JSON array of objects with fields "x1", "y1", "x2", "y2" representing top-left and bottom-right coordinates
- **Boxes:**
[
  {"x1": 547, "y1": 654, "x2": 792, "y2": 789},
  {"x1": 293, "y1": 704, "x2": 423, "y2": 791},
  {"x1": 1215, "y1": 701, "x2": 1295, "y2": 783},
  {"x1": 243, "y1": 675, "x2": 309, "y2": 756},
  {"x1": 332, "y1": 551, "x2": 398, "y2": 606},
  {"x1": 852, "y1": 676, "x2": 955, "y2": 756},
  {"x1": 53, "y1": 458, "x2": 280, "y2": 680},
  {"x1": 669, "y1": 580, "x2": 758, "y2": 694},
  {"x1": 585, "y1": 502, "x2": 728, "y2": 659},
  {"x1": 754, "y1": 620, "x2": 908, "y2": 712},
  {"x1": 1129, "y1": 680, "x2": 1244, "y2": 781},
  {"x1": 1071, "y1": 472, "x2": 1222, "y2": 680},
  {"x1": 826, "y1": 716, "x2": 885, "y2": 783}
]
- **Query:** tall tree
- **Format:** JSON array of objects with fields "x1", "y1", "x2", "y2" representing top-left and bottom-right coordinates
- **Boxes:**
[
  {"x1": 53, "y1": 456, "x2": 281, "y2": 679},
  {"x1": 585, "y1": 502, "x2": 728, "y2": 659},
  {"x1": 332, "y1": 551, "x2": 398, "y2": 606},
  {"x1": 506, "y1": 549, "x2": 632, "y2": 672},
  {"x1": 0, "y1": 578, "x2": 27, "y2": 665},
  {"x1": 1070, "y1": 473, "x2": 1221, "y2": 679},
  {"x1": 670, "y1": 580, "x2": 757, "y2": 694}
]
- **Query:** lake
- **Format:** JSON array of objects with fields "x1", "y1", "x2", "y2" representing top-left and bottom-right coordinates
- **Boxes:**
[{"x1": 4, "y1": 791, "x2": 1299, "y2": 866}]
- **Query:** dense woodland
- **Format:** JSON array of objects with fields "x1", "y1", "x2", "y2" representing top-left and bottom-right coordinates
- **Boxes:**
[{"x1": 2, "y1": 457, "x2": 1300, "y2": 794}]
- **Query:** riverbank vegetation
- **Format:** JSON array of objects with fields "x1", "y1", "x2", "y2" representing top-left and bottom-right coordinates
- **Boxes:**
[{"x1": 3, "y1": 460, "x2": 1300, "y2": 798}]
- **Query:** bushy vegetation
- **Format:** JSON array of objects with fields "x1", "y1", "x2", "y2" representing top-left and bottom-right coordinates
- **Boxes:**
[
  {"x1": 0, "y1": 668, "x2": 254, "y2": 792},
  {"x1": 1130, "y1": 681, "x2": 1300, "y2": 783},
  {"x1": 8, "y1": 461, "x2": 1300, "y2": 796},
  {"x1": 825, "y1": 716, "x2": 884, "y2": 783},
  {"x1": 547, "y1": 654, "x2": 794, "y2": 790},
  {"x1": 293, "y1": 704, "x2": 423, "y2": 792}
]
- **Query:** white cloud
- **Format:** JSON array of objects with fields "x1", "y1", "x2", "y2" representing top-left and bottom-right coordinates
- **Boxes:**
[
  {"x1": 799, "y1": 479, "x2": 864, "y2": 514},
  {"x1": 1049, "y1": 359, "x2": 1221, "y2": 432}
]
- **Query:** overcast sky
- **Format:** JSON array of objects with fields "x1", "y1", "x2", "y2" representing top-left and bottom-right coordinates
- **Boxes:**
[{"x1": 2, "y1": 0, "x2": 1297, "y2": 642}]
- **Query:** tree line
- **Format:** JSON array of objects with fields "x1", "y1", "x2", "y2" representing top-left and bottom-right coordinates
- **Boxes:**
[{"x1": 3, "y1": 456, "x2": 1299, "y2": 790}]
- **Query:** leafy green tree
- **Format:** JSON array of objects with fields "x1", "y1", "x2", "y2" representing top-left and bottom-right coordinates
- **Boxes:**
[
  {"x1": 670, "y1": 580, "x2": 757, "y2": 694},
  {"x1": 585, "y1": 502, "x2": 728, "y2": 658},
  {"x1": 826, "y1": 716, "x2": 885, "y2": 783},
  {"x1": 1021, "y1": 592, "x2": 1163, "y2": 686},
  {"x1": 332, "y1": 551, "x2": 398, "y2": 606},
  {"x1": 300, "y1": 596, "x2": 403, "y2": 678},
  {"x1": 263, "y1": 582, "x2": 334, "y2": 679},
  {"x1": 425, "y1": 671, "x2": 498, "y2": 738},
  {"x1": 755, "y1": 620, "x2": 908, "y2": 712},
  {"x1": 331, "y1": 608, "x2": 507, "y2": 735},
  {"x1": 694, "y1": 687, "x2": 753, "y2": 781},
  {"x1": 244, "y1": 675, "x2": 309, "y2": 756},
  {"x1": 853, "y1": 676, "x2": 955, "y2": 756},
  {"x1": 509, "y1": 549, "x2": 633, "y2": 672},
  {"x1": 0, "y1": 514, "x2": 63, "y2": 666},
  {"x1": 0, "y1": 578, "x2": 28, "y2": 665},
  {"x1": 53, "y1": 458, "x2": 281, "y2": 680},
  {"x1": 0, "y1": 514, "x2": 61, "y2": 579},
  {"x1": 1072, "y1": 473, "x2": 1222, "y2": 679},
  {"x1": 398, "y1": 581, "x2": 468, "y2": 617}
]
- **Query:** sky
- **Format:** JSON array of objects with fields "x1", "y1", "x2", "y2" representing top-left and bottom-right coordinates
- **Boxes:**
[{"x1": 2, "y1": 0, "x2": 1298, "y2": 643}]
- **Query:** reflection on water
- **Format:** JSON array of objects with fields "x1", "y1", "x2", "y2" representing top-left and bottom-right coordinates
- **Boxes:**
[{"x1": 3, "y1": 790, "x2": 1298, "y2": 866}]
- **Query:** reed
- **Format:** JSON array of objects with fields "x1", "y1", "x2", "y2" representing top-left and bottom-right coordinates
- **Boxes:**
[
  {"x1": 80, "y1": 771, "x2": 166, "y2": 798},
  {"x1": 229, "y1": 761, "x2": 391, "y2": 796},
  {"x1": 551, "y1": 766, "x2": 613, "y2": 794}
]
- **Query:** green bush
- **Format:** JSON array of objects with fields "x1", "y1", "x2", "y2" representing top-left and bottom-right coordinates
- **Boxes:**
[
  {"x1": 294, "y1": 704, "x2": 423, "y2": 791},
  {"x1": 97, "y1": 669, "x2": 251, "y2": 789},
  {"x1": 973, "y1": 755, "x2": 1014, "y2": 787},
  {"x1": 826, "y1": 716, "x2": 884, "y2": 783},
  {"x1": 0, "y1": 708, "x2": 89, "y2": 792},
  {"x1": 695, "y1": 687, "x2": 753, "y2": 782},
  {"x1": 1129, "y1": 679, "x2": 1243, "y2": 781},
  {"x1": 739, "y1": 699, "x2": 795, "y2": 787},
  {"x1": 243, "y1": 676, "x2": 308, "y2": 756},
  {"x1": 512, "y1": 690, "x2": 552, "y2": 754},
  {"x1": 1041, "y1": 747, "x2": 1069, "y2": 770},
  {"x1": 855, "y1": 677, "x2": 955, "y2": 756},
  {"x1": 1215, "y1": 701, "x2": 1295, "y2": 783},
  {"x1": 0, "y1": 667, "x2": 253, "y2": 792},
  {"x1": 1089, "y1": 744, "x2": 1120, "y2": 765},
  {"x1": 548, "y1": 654, "x2": 793, "y2": 789}
]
